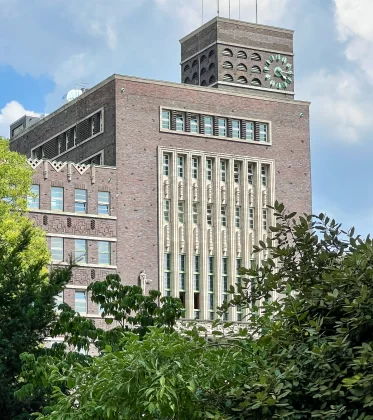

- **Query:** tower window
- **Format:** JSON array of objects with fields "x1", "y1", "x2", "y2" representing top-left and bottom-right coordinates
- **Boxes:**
[
  {"x1": 75, "y1": 239, "x2": 87, "y2": 264},
  {"x1": 223, "y1": 61, "x2": 233, "y2": 69},
  {"x1": 162, "y1": 110, "x2": 170, "y2": 129},
  {"x1": 237, "y1": 63, "x2": 247, "y2": 72},
  {"x1": 261, "y1": 165, "x2": 267, "y2": 187},
  {"x1": 164, "y1": 199, "x2": 170, "y2": 222},
  {"x1": 248, "y1": 163, "x2": 254, "y2": 185},
  {"x1": 193, "y1": 203, "x2": 198, "y2": 224},
  {"x1": 209, "y1": 75, "x2": 216, "y2": 84},
  {"x1": 237, "y1": 50, "x2": 247, "y2": 59},
  {"x1": 98, "y1": 191, "x2": 110, "y2": 215},
  {"x1": 184, "y1": 77, "x2": 190, "y2": 84},
  {"x1": 28, "y1": 185, "x2": 40, "y2": 209},
  {"x1": 178, "y1": 201, "x2": 184, "y2": 223},
  {"x1": 249, "y1": 208, "x2": 255, "y2": 229},
  {"x1": 200, "y1": 67, "x2": 206, "y2": 76},
  {"x1": 209, "y1": 49, "x2": 215, "y2": 57},
  {"x1": 51, "y1": 187, "x2": 64, "y2": 211},
  {"x1": 200, "y1": 55, "x2": 207, "y2": 63},
  {"x1": 98, "y1": 241, "x2": 111, "y2": 265},
  {"x1": 192, "y1": 59, "x2": 198, "y2": 67},
  {"x1": 192, "y1": 73, "x2": 198, "y2": 83},
  {"x1": 183, "y1": 64, "x2": 190, "y2": 72},
  {"x1": 235, "y1": 207, "x2": 241, "y2": 228},
  {"x1": 251, "y1": 66, "x2": 261, "y2": 74},
  {"x1": 179, "y1": 254, "x2": 186, "y2": 290},
  {"x1": 222, "y1": 48, "x2": 233, "y2": 57},
  {"x1": 237, "y1": 76, "x2": 248, "y2": 84},
  {"x1": 263, "y1": 208, "x2": 268, "y2": 231},
  {"x1": 193, "y1": 255, "x2": 200, "y2": 291},
  {"x1": 209, "y1": 63, "x2": 215, "y2": 71},
  {"x1": 251, "y1": 78, "x2": 262, "y2": 86},
  {"x1": 75, "y1": 189, "x2": 87, "y2": 214},
  {"x1": 164, "y1": 253, "x2": 171, "y2": 295},
  {"x1": 251, "y1": 52, "x2": 261, "y2": 61},
  {"x1": 75, "y1": 291, "x2": 87, "y2": 314},
  {"x1": 51, "y1": 237, "x2": 64, "y2": 262},
  {"x1": 223, "y1": 74, "x2": 233, "y2": 82},
  {"x1": 234, "y1": 162, "x2": 240, "y2": 183}
]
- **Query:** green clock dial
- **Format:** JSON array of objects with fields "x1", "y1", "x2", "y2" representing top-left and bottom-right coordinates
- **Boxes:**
[{"x1": 263, "y1": 54, "x2": 293, "y2": 90}]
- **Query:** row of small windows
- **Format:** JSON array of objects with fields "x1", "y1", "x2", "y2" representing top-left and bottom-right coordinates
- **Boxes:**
[
  {"x1": 51, "y1": 237, "x2": 111, "y2": 265},
  {"x1": 183, "y1": 50, "x2": 216, "y2": 72},
  {"x1": 31, "y1": 111, "x2": 103, "y2": 160},
  {"x1": 163, "y1": 155, "x2": 268, "y2": 186},
  {"x1": 222, "y1": 49, "x2": 261, "y2": 61},
  {"x1": 161, "y1": 110, "x2": 269, "y2": 142},
  {"x1": 222, "y1": 73, "x2": 261, "y2": 86},
  {"x1": 28, "y1": 185, "x2": 111, "y2": 215},
  {"x1": 165, "y1": 199, "x2": 267, "y2": 230},
  {"x1": 164, "y1": 254, "x2": 256, "y2": 320},
  {"x1": 223, "y1": 62, "x2": 261, "y2": 74}
]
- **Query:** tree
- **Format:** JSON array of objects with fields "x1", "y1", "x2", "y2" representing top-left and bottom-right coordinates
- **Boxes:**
[{"x1": 23, "y1": 203, "x2": 373, "y2": 419}]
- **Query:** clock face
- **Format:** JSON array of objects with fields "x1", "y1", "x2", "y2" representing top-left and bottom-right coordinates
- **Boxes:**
[{"x1": 263, "y1": 54, "x2": 293, "y2": 90}]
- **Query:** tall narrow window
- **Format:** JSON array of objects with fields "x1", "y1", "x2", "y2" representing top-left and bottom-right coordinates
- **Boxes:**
[
  {"x1": 234, "y1": 162, "x2": 240, "y2": 183},
  {"x1": 179, "y1": 254, "x2": 186, "y2": 290},
  {"x1": 75, "y1": 189, "x2": 87, "y2": 213},
  {"x1": 207, "y1": 204, "x2": 213, "y2": 225},
  {"x1": 248, "y1": 163, "x2": 254, "y2": 185},
  {"x1": 249, "y1": 208, "x2": 255, "y2": 229},
  {"x1": 98, "y1": 191, "x2": 110, "y2": 215},
  {"x1": 232, "y1": 120, "x2": 240, "y2": 139},
  {"x1": 178, "y1": 201, "x2": 184, "y2": 223},
  {"x1": 193, "y1": 203, "x2": 198, "y2": 224},
  {"x1": 176, "y1": 113, "x2": 185, "y2": 131},
  {"x1": 218, "y1": 118, "x2": 227, "y2": 137},
  {"x1": 51, "y1": 237, "x2": 63, "y2": 262},
  {"x1": 235, "y1": 207, "x2": 240, "y2": 228},
  {"x1": 164, "y1": 253, "x2": 171, "y2": 296},
  {"x1": 193, "y1": 255, "x2": 200, "y2": 291},
  {"x1": 75, "y1": 239, "x2": 87, "y2": 264},
  {"x1": 236, "y1": 258, "x2": 243, "y2": 321},
  {"x1": 177, "y1": 156, "x2": 184, "y2": 178},
  {"x1": 164, "y1": 200, "x2": 170, "y2": 222},
  {"x1": 260, "y1": 123, "x2": 268, "y2": 142},
  {"x1": 163, "y1": 154, "x2": 169, "y2": 176},
  {"x1": 221, "y1": 206, "x2": 227, "y2": 227},
  {"x1": 206, "y1": 158, "x2": 212, "y2": 180},
  {"x1": 51, "y1": 187, "x2": 63, "y2": 211},
  {"x1": 28, "y1": 185, "x2": 40, "y2": 209},
  {"x1": 204, "y1": 116, "x2": 213, "y2": 135},
  {"x1": 75, "y1": 291, "x2": 87, "y2": 314},
  {"x1": 246, "y1": 121, "x2": 254, "y2": 141},
  {"x1": 190, "y1": 115, "x2": 199, "y2": 133},
  {"x1": 263, "y1": 208, "x2": 268, "y2": 231},
  {"x1": 208, "y1": 256, "x2": 215, "y2": 320},
  {"x1": 162, "y1": 110, "x2": 170, "y2": 129},
  {"x1": 261, "y1": 165, "x2": 267, "y2": 186},
  {"x1": 192, "y1": 157, "x2": 198, "y2": 179},
  {"x1": 98, "y1": 241, "x2": 111, "y2": 265},
  {"x1": 222, "y1": 257, "x2": 229, "y2": 319},
  {"x1": 220, "y1": 161, "x2": 226, "y2": 182}
]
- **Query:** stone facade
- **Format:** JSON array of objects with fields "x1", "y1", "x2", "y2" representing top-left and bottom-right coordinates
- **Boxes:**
[{"x1": 10, "y1": 17, "x2": 311, "y2": 323}]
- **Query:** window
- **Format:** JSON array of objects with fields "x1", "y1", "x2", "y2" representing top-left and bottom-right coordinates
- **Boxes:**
[
  {"x1": 209, "y1": 75, "x2": 216, "y2": 84},
  {"x1": 249, "y1": 208, "x2": 255, "y2": 229},
  {"x1": 208, "y1": 257, "x2": 214, "y2": 292},
  {"x1": 222, "y1": 257, "x2": 229, "y2": 308},
  {"x1": 164, "y1": 253, "x2": 171, "y2": 295},
  {"x1": 209, "y1": 49, "x2": 215, "y2": 58},
  {"x1": 207, "y1": 204, "x2": 213, "y2": 225},
  {"x1": 51, "y1": 237, "x2": 63, "y2": 262},
  {"x1": 75, "y1": 291, "x2": 87, "y2": 314},
  {"x1": 164, "y1": 199, "x2": 170, "y2": 222},
  {"x1": 235, "y1": 207, "x2": 240, "y2": 228},
  {"x1": 98, "y1": 241, "x2": 111, "y2": 265},
  {"x1": 220, "y1": 160, "x2": 226, "y2": 182},
  {"x1": 75, "y1": 239, "x2": 87, "y2": 264},
  {"x1": 200, "y1": 68, "x2": 206, "y2": 76},
  {"x1": 206, "y1": 158, "x2": 212, "y2": 181},
  {"x1": 75, "y1": 189, "x2": 87, "y2": 213},
  {"x1": 208, "y1": 293, "x2": 214, "y2": 311},
  {"x1": 176, "y1": 113, "x2": 185, "y2": 131},
  {"x1": 209, "y1": 62, "x2": 215, "y2": 71},
  {"x1": 178, "y1": 201, "x2": 184, "y2": 223},
  {"x1": 246, "y1": 121, "x2": 254, "y2": 141},
  {"x1": 28, "y1": 185, "x2": 40, "y2": 209},
  {"x1": 251, "y1": 65, "x2": 261, "y2": 74},
  {"x1": 261, "y1": 165, "x2": 267, "y2": 186},
  {"x1": 192, "y1": 157, "x2": 198, "y2": 179},
  {"x1": 223, "y1": 61, "x2": 233, "y2": 69},
  {"x1": 263, "y1": 209, "x2": 268, "y2": 231},
  {"x1": 179, "y1": 254, "x2": 186, "y2": 290},
  {"x1": 221, "y1": 206, "x2": 227, "y2": 227},
  {"x1": 232, "y1": 120, "x2": 240, "y2": 139},
  {"x1": 251, "y1": 78, "x2": 261, "y2": 86},
  {"x1": 237, "y1": 50, "x2": 247, "y2": 59},
  {"x1": 260, "y1": 123, "x2": 268, "y2": 142},
  {"x1": 204, "y1": 116, "x2": 213, "y2": 135},
  {"x1": 251, "y1": 52, "x2": 261, "y2": 61},
  {"x1": 237, "y1": 63, "x2": 248, "y2": 72},
  {"x1": 98, "y1": 191, "x2": 110, "y2": 215},
  {"x1": 163, "y1": 154, "x2": 169, "y2": 176},
  {"x1": 193, "y1": 203, "x2": 198, "y2": 224},
  {"x1": 236, "y1": 258, "x2": 243, "y2": 321},
  {"x1": 234, "y1": 162, "x2": 240, "y2": 183},
  {"x1": 200, "y1": 54, "x2": 206, "y2": 63},
  {"x1": 222, "y1": 74, "x2": 233, "y2": 82},
  {"x1": 51, "y1": 187, "x2": 63, "y2": 211},
  {"x1": 190, "y1": 115, "x2": 199, "y2": 133},
  {"x1": 248, "y1": 163, "x2": 254, "y2": 185},
  {"x1": 162, "y1": 110, "x2": 170, "y2": 129},
  {"x1": 193, "y1": 255, "x2": 200, "y2": 291},
  {"x1": 237, "y1": 76, "x2": 248, "y2": 84},
  {"x1": 177, "y1": 155, "x2": 184, "y2": 177},
  {"x1": 218, "y1": 118, "x2": 226, "y2": 137},
  {"x1": 222, "y1": 48, "x2": 233, "y2": 57}
]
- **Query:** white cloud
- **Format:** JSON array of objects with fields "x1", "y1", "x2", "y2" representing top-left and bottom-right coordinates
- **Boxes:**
[
  {"x1": 297, "y1": 70, "x2": 373, "y2": 142},
  {"x1": 0, "y1": 101, "x2": 39, "y2": 138}
]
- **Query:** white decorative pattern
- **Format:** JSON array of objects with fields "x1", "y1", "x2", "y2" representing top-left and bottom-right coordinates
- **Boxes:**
[{"x1": 27, "y1": 158, "x2": 43, "y2": 169}]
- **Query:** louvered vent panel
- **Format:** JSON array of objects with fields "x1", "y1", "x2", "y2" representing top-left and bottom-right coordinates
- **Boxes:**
[
  {"x1": 171, "y1": 111, "x2": 177, "y2": 131},
  {"x1": 58, "y1": 133, "x2": 66, "y2": 154},
  {"x1": 199, "y1": 115, "x2": 205, "y2": 134},
  {"x1": 34, "y1": 147, "x2": 43, "y2": 159},
  {"x1": 43, "y1": 137, "x2": 58, "y2": 159},
  {"x1": 254, "y1": 122, "x2": 260, "y2": 142},
  {"x1": 76, "y1": 118, "x2": 91, "y2": 144},
  {"x1": 213, "y1": 116, "x2": 219, "y2": 136},
  {"x1": 241, "y1": 121, "x2": 247, "y2": 139},
  {"x1": 67, "y1": 128, "x2": 75, "y2": 149},
  {"x1": 185, "y1": 113, "x2": 191, "y2": 132},
  {"x1": 91, "y1": 154, "x2": 102, "y2": 165},
  {"x1": 227, "y1": 119, "x2": 233, "y2": 138}
]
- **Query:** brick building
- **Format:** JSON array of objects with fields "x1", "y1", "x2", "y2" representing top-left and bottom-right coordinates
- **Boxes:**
[{"x1": 9, "y1": 17, "x2": 311, "y2": 322}]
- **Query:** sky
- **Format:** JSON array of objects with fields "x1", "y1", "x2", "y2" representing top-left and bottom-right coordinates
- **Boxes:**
[{"x1": 0, "y1": 0, "x2": 372, "y2": 236}]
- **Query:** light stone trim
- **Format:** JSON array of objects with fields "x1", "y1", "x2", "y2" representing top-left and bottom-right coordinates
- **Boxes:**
[
  {"x1": 29, "y1": 208, "x2": 116, "y2": 220},
  {"x1": 216, "y1": 81, "x2": 295, "y2": 95},
  {"x1": 52, "y1": 262, "x2": 117, "y2": 270},
  {"x1": 46, "y1": 233, "x2": 117, "y2": 242},
  {"x1": 158, "y1": 146, "x2": 275, "y2": 321},
  {"x1": 159, "y1": 106, "x2": 273, "y2": 146}
]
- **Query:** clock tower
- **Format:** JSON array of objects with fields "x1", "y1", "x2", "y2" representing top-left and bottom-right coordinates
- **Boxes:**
[{"x1": 180, "y1": 17, "x2": 295, "y2": 99}]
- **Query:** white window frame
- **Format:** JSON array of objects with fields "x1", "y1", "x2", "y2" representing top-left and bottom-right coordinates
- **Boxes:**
[
  {"x1": 207, "y1": 204, "x2": 213, "y2": 225},
  {"x1": 75, "y1": 239, "x2": 88, "y2": 264},
  {"x1": 218, "y1": 118, "x2": 227, "y2": 137},
  {"x1": 163, "y1": 154, "x2": 169, "y2": 176},
  {"x1": 248, "y1": 163, "x2": 254, "y2": 185},
  {"x1": 162, "y1": 110, "x2": 170, "y2": 129},
  {"x1": 235, "y1": 207, "x2": 241, "y2": 228},
  {"x1": 175, "y1": 113, "x2": 185, "y2": 132},
  {"x1": 261, "y1": 165, "x2": 267, "y2": 187},
  {"x1": 232, "y1": 120, "x2": 240, "y2": 139},
  {"x1": 164, "y1": 253, "x2": 171, "y2": 294},
  {"x1": 260, "y1": 123, "x2": 268, "y2": 142},
  {"x1": 221, "y1": 206, "x2": 227, "y2": 227},
  {"x1": 249, "y1": 208, "x2": 255, "y2": 229},
  {"x1": 206, "y1": 158, "x2": 213, "y2": 180},
  {"x1": 179, "y1": 254, "x2": 186, "y2": 290},
  {"x1": 98, "y1": 191, "x2": 110, "y2": 215},
  {"x1": 51, "y1": 237, "x2": 64, "y2": 262},
  {"x1": 192, "y1": 157, "x2": 198, "y2": 179},
  {"x1": 75, "y1": 188, "x2": 87, "y2": 214},
  {"x1": 193, "y1": 203, "x2": 198, "y2": 224},
  {"x1": 204, "y1": 116, "x2": 213, "y2": 135},
  {"x1": 220, "y1": 161, "x2": 227, "y2": 182},
  {"x1": 51, "y1": 187, "x2": 64, "y2": 211},
  {"x1": 193, "y1": 255, "x2": 200, "y2": 291},
  {"x1": 190, "y1": 115, "x2": 199, "y2": 133},
  {"x1": 234, "y1": 162, "x2": 240, "y2": 183},
  {"x1": 98, "y1": 241, "x2": 111, "y2": 265},
  {"x1": 178, "y1": 201, "x2": 185, "y2": 223},
  {"x1": 177, "y1": 155, "x2": 184, "y2": 178},
  {"x1": 246, "y1": 121, "x2": 254, "y2": 141},
  {"x1": 263, "y1": 208, "x2": 268, "y2": 231}
]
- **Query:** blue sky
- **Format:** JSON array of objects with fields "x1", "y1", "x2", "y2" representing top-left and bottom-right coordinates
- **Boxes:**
[{"x1": 0, "y1": 0, "x2": 372, "y2": 235}]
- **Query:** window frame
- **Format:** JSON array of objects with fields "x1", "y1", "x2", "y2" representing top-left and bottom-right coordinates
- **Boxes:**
[
  {"x1": 190, "y1": 115, "x2": 199, "y2": 133},
  {"x1": 98, "y1": 241, "x2": 111, "y2": 265},
  {"x1": 28, "y1": 184, "x2": 40, "y2": 209},
  {"x1": 163, "y1": 154, "x2": 169, "y2": 176},
  {"x1": 51, "y1": 237, "x2": 64, "y2": 262},
  {"x1": 220, "y1": 160, "x2": 227, "y2": 182},
  {"x1": 232, "y1": 120, "x2": 240, "y2": 139},
  {"x1": 164, "y1": 253, "x2": 171, "y2": 294},
  {"x1": 193, "y1": 203, "x2": 198, "y2": 224},
  {"x1": 98, "y1": 191, "x2": 110, "y2": 215},
  {"x1": 175, "y1": 113, "x2": 185, "y2": 132},
  {"x1": 218, "y1": 118, "x2": 227, "y2": 137},
  {"x1": 204, "y1": 116, "x2": 213, "y2": 135},
  {"x1": 75, "y1": 239, "x2": 88, "y2": 264},
  {"x1": 192, "y1": 157, "x2": 198, "y2": 179},
  {"x1": 75, "y1": 290, "x2": 87, "y2": 314},
  {"x1": 207, "y1": 204, "x2": 213, "y2": 226},
  {"x1": 177, "y1": 155, "x2": 184, "y2": 178},
  {"x1": 246, "y1": 121, "x2": 254, "y2": 141},
  {"x1": 206, "y1": 158, "x2": 213, "y2": 181},
  {"x1": 221, "y1": 206, "x2": 227, "y2": 227},
  {"x1": 164, "y1": 199, "x2": 170, "y2": 222},
  {"x1": 75, "y1": 188, "x2": 87, "y2": 214},
  {"x1": 179, "y1": 254, "x2": 186, "y2": 291},
  {"x1": 162, "y1": 110, "x2": 170, "y2": 129},
  {"x1": 235, "y1": 206, "x2": 241, "y2": 228},
  {"x1": 51, "y1": 187, "x2": 64, "y2": 212},
  {"x1": 178, "y1": 201, "x2": 185, "y2": 223}
]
